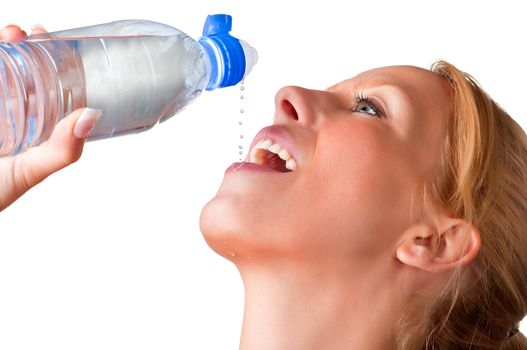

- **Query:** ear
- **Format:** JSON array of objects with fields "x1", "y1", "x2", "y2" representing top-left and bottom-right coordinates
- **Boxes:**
[{"x1": 395, "y1": 219, "x2": 480, "y2": 273}]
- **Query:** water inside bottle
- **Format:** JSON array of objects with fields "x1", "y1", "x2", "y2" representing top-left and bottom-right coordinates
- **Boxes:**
[
  {"x1": 49, "y1": 34, "x2": 208, "y2": 140},
  {"x1": 1, "y1": 33, "x2": 209, "y2": 156}
]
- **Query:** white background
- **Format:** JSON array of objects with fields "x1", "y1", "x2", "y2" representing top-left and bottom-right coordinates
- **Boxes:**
[{"x1": 1, "y1": 1, "x2": 526, "y2": 349}]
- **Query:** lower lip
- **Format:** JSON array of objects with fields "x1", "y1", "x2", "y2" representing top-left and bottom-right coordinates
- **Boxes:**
[{"x1": 225, "y1": 162, "x2": 282, "y2": 174}]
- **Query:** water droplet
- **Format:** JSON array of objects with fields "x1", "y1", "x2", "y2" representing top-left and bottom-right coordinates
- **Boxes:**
[{"x1": 237, "y1": 81, "x2": 247, "y2": 162}]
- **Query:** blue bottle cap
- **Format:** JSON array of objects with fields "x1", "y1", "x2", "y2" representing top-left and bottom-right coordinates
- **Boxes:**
[{"x1": 199, "y1": 14, "x2": 248, "y2": 90}]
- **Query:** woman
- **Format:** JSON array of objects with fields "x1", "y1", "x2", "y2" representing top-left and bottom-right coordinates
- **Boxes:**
[{"x1": 199, "y1": 62, "x2": 527, "y2": 349}]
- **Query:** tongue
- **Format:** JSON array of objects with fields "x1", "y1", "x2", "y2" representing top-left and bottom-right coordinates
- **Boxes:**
[{"x1": 264, "y1": 152, "x2": 290, "y2": 172}]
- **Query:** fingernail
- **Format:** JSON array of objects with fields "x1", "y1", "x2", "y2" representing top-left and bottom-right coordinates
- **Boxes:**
[
  {"x1": 74, "y1": 108, "x2": 102, "y2": 139},
  {"x1": 30, "y1": 23, "x2": 46, "y2": 32}
]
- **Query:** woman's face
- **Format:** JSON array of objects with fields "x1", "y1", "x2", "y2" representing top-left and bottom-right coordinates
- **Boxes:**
[{"x1": 200, "y1": 66, "x2": 452, "y2": 264}]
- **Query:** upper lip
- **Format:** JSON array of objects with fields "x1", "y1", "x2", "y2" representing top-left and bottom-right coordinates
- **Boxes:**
[{"x1": 247, "y1": 125, "x2": 300, "y2": 167}]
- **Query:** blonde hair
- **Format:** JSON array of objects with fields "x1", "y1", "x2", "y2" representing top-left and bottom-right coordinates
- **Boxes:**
[{"x1": 398, "y1": 61, "x2": 527, "y2": 349}]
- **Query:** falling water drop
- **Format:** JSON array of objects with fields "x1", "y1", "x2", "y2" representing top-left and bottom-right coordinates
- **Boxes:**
[{"x1": 238, "y1": 80, "x2": 246, "y2": 161}]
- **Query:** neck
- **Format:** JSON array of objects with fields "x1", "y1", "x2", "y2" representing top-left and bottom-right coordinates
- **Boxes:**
[{"x1": 236, "y1": 258, "x2": 405, "y2": 350}]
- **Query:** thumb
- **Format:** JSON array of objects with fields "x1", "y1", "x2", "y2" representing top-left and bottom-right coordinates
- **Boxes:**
[
  {"x1": 17, "y1": 107, "x2": 102, "y2": 185},
  {"x1": 0, "y1": 108, "x2": 101, "y2": 210}
]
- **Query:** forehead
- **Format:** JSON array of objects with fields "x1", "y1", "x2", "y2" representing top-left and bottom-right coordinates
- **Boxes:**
[{"x1": 329, "y1": 65, "x2": 450, "y2": 98}]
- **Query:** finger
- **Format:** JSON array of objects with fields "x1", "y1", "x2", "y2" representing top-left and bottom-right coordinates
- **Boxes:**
[
  {"x1": 29, "y1": 24, "x2": 48, "y2": 36},
  {"x1": 0, "y1": 25, "x2": 28, "y2": 42},
  {"x1": 11, "y1": 108, "x2": 101, "y2": 194}
]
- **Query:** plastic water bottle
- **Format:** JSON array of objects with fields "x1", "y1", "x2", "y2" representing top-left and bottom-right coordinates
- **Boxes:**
[{"x1": 0, "y1": 14, "x2": 258, "y2": 156}]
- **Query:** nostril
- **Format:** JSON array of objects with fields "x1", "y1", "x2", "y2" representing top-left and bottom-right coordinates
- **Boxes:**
[{"x1": 282, "y1": 99, "x2": 299, "y2": 121}]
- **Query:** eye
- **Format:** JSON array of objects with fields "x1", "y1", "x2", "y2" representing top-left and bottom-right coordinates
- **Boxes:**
[
  {"x1": 355, "y1": 100, "x2": 378, "y2": 116},
  {"x1": 351, "y1": 93, "x2": 384, "y2": 118}
]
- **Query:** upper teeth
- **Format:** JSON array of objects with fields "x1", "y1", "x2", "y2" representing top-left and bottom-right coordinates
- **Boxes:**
[{"x1": 250, "y1": 139, "x2": 297, "y2": 171}]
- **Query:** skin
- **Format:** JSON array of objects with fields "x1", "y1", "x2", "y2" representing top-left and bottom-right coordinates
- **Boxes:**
[
  {"x1": 200, "y1": 66, "x2": 481, "y2": 349},
  {"x1": 0, "y1": 25, "x2": 96, "y2": 211}
]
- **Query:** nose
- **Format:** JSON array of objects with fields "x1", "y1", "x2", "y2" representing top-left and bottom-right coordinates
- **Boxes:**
[{"x1": 273, "y1": 86, "x2": 335, "y2": 128}]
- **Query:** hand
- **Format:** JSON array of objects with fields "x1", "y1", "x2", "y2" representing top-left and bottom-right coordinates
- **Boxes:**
[{"x1": 0, "y1": 24, "x2": 101, "y2": 211}]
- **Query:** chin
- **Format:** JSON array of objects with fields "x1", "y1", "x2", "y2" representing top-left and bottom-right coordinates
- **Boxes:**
[
  {"x1": 199, "y1": 190, "x2": 283, "y2": 263},
  {"x1": 199, "y1": 194, "x2": 249, "y2": 260}
]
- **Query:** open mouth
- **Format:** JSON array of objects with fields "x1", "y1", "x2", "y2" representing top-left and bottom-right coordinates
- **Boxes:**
[{"x1": 249, "y1": 139, "x2": 297, "y2": 172}]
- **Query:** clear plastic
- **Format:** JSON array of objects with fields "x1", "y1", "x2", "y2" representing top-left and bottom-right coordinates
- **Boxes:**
[{"x1": 0, "y1": 20, "x2": 211, "y2": 156}]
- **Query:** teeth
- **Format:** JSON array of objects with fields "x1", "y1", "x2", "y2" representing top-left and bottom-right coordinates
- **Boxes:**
[
  {"x1": 286, "y1": 159, "x2": 297, "y2": 171},
  {"x1": 249, "y1": 138, "x2": 297, "y2": 171},
  {"x1": 260, "y1": 139, "x2": 272, "y2": 148},
  {"x1": 268, "y1": 143, "x2": 282, "y2": 154},
  {"x1": 278, "y1": 149, "x2": 290, "y2": 160}
]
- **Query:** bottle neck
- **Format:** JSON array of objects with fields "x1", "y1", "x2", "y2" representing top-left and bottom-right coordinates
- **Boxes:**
[
  {"x1": 198, "y1": 36, "x2": 246, "y2": 91},
  {"x1": 198, "y1": 37, "x2": 223, "y2": 91}
]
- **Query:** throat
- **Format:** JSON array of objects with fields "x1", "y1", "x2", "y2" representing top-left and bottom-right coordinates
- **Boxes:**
[{"x1": 239, "y1": 267, "x2": 399, "y2": 350}]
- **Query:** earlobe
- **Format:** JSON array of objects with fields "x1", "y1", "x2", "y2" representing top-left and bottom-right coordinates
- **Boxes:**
[{"x1": 396, "y1": 221, "x2": 481, "y2": 273}]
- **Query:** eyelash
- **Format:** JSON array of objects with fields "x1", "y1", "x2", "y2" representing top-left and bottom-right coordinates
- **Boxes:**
[{"x1": 352, "y1": 92, "x2": 384, "y2": 118}]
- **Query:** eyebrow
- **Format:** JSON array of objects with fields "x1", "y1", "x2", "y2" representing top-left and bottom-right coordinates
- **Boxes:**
[
  {"x1": 329, "y1": 79, "x2": 411, "y2": 102},
  {"x1": 354, "y1": 81, "x2": 410, "y2": 99}
]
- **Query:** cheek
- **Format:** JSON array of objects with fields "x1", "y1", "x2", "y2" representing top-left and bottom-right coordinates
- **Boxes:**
[{"x1": 287, "y1": 122, "x2": 418, "y2": 256}]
